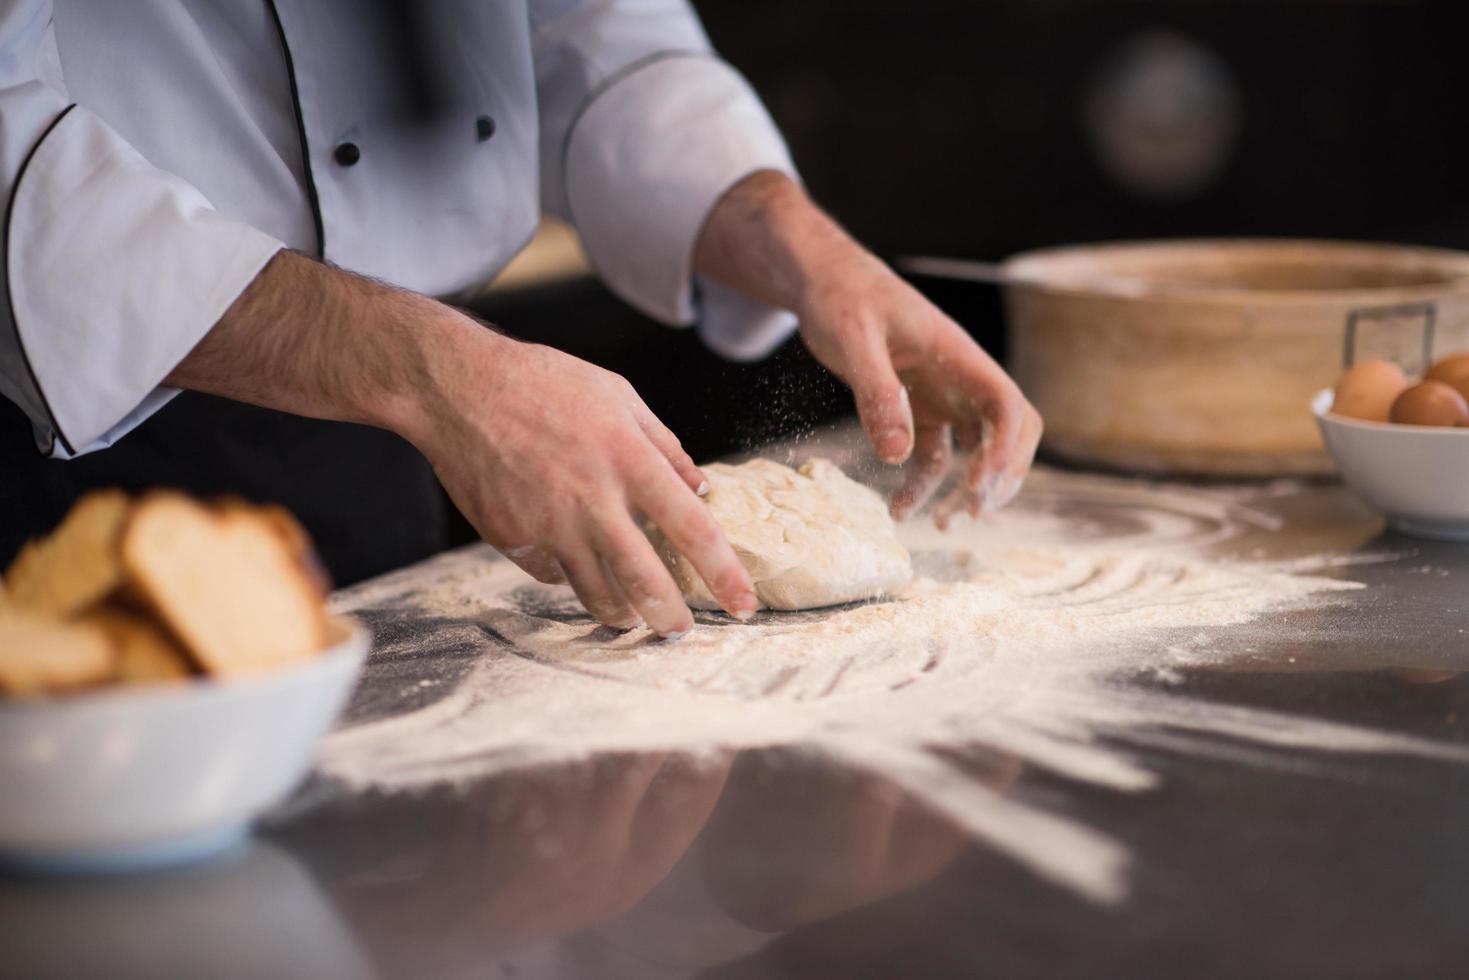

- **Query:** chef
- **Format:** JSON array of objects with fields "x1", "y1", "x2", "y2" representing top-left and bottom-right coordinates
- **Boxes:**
[{"x1": 0, "y1": 0, "x2": 1040, "y2": 637}]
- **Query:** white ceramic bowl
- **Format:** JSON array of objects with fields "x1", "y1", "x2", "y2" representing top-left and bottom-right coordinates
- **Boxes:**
[
  {"x1": 1313, "y1": 389, "x2": 1469, "y2": 540},
  {"x1": 0, "y1": 619, "x2": 367, "y2": 873}
]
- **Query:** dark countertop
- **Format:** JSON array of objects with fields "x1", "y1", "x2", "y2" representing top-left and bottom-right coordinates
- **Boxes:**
[{"x1": 5, "y1": 435, "x2": 1469, "y2": 980}]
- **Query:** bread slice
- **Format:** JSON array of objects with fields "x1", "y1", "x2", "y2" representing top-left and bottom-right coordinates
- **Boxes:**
[
  {"x1": 3, "y1": 490, "x2": 130, "y2": 617},
  {"x1": 80, "y1": 606, "x2": 194, "y2": 685},
  {"x1": 215, "y1": 499, "x2": 333, "y2": 595},
  {"x1": 120, "y1": 493, "x2": 330, "y2": 678},
  {"x1": 0, "y1": 611, "x2": 114, "y2": 696}
]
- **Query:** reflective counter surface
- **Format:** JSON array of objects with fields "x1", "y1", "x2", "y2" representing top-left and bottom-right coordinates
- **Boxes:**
[{"x1": 5, "y1": 432, "x2": 1469, "y2": 979}]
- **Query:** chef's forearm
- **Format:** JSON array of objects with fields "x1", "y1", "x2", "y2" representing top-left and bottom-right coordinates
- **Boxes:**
[
  {"x1": 693, "y1": 170, "x2": 860, "y2": 317},
  {"x1": 165, "y1": 249, "x2": 477, "y2": 445}
]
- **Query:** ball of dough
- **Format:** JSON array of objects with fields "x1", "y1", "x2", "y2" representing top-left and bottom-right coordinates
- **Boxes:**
[
  {"x1": 1332, "y1": 360, "x2": 1406, "y2": 422},
  {"x1": 649, "y1": 458, "x2": 913, "y2": 611}
]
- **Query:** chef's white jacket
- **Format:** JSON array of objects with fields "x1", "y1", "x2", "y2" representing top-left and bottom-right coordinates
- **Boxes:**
[{"x1": 0, "y1": 0, "x2": 799, "y2": 459}]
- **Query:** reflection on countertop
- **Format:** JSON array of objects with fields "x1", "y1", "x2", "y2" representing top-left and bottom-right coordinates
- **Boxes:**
[{"x1": 267, "y1": 746, "x2": 989, "y2": 978}]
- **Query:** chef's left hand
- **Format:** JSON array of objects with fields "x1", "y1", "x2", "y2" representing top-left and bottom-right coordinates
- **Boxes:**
[
  {"x1": 696, "y1": 171, "x2": 1041, "y2": 525},
  {"x1": 796, "y1": 240, "x2": 1043, "y2": 525}
]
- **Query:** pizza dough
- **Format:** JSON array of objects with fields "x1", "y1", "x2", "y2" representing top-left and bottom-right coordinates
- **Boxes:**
[{"x1": 649, "y1": 458, "x2": 913, "y2": 611}]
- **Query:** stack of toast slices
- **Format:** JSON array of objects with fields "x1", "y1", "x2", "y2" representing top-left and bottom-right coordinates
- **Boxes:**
[{"x1": 0, "y1": 490, "x2": 333, "y2": 697}]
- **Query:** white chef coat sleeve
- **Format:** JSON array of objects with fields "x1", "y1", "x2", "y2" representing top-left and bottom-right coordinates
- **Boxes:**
[
  {"x1": 530, "y1": 0, "x2": 799, "y2": 361},
  {"x1": 0, "y1": 1, "x2": 282, "y2": 458}
]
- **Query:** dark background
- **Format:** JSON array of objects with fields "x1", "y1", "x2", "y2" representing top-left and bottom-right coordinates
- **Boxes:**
[{"x1": 697, "y1": 0, "x2": 1467, "y2": 260}]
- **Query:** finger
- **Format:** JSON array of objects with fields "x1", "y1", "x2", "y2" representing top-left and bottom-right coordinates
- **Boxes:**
[
  {"x1": 1012, "y1": 404, "x2": 1044, "y2": 480},
  {"x1": 954, "y1": 419, "x2": 986, "y2": 453},
  {"x1": 635, "y1": 411, "x2": 709, "y2": 496},
  {"x1": 632, "y1": 466, "x2": 757, "y2": 620},
  {"x1": 838, "y1": 332, "x2": 914, "y2": 464},
  {"x1": 922, "y1": 329, "x2": 1024, "y2": 488},
  {"x1": 988, "y1": 471, "x2": 1025, "y2": 512},
  {"x1": 946, "y1": 461, "x2": 1018, "y2": 522},
  {"x1": 932, "y1": 481, "x2": 980, "y2": 531},
  {"x1": 979, "y1": 397, "x2": 1025, "y2": 480},
  {"x1": 937, "y1": 419, "x2": 994, "y2": 526},
  {"x1": 594, "y1": 517, "x2": 698, "y2": 638},
  {"x1": 961, "y1": 385, "x2": 1029, "y2": 488},
  {"x1": 500, "y1": 544, "x2": 566, "y2": 585},
  {"x1": 556, "y1": 546, "x2": 643, "y2": 630},
  {"x1": 966, "y1": 402, "x2": 1041, "y2": 513},
  {"x1": 890, "y1": 421, "x2": 952, "y2": 521}
]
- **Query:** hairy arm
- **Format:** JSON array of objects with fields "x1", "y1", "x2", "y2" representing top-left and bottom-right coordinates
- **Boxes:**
[
  {"x1": 694, "y1": 171, "x2": 1042, "y2": 523},
  {"x1": 166, "y1": 250, "x2": 454, "y2": 439},
  {"x1": 167, "y1": 251, "x2": 758, "y2": 635}
]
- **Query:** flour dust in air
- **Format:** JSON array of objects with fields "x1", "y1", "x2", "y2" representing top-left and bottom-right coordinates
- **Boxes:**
[{"x1": 319, "y1": 465, "x2": 1462, "y2": 904}]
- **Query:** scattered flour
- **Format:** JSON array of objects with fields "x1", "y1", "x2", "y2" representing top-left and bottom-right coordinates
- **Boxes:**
[{"x1": 319, "y1": 465, "x2": 1457, "y2": 904}]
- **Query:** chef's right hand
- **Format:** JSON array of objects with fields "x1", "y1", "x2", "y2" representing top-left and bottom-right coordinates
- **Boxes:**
[
  {"x1": 405, "y1": 321, "x2": 758, "y2": 637},
  {"x1": 165, "y1": 250, "x2": 747, "y2": 635}
]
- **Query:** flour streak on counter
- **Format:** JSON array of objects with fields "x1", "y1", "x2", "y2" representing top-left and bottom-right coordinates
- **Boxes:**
[{"x1": 319, "y1": 466, "x2": 1465, "y2": 904}]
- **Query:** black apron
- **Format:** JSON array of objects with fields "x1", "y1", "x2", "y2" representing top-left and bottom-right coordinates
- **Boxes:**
[{"x1": 0, "y1": 392, "x2": 446, "y2": 588}]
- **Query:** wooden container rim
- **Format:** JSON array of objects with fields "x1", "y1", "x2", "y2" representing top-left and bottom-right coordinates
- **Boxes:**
[{"x1": 1002, "y1": 238, "x2": 1469, "y2": 306}]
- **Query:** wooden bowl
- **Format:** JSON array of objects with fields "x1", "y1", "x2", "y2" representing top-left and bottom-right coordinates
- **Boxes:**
[{"x1": 1002, "y1": 239, "x2": 1469, "y2": 476}]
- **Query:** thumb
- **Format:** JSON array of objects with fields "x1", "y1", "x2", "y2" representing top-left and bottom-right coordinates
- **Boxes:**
[{"x1": 843, "y1": 339, "x2": 914, "y2": 464}]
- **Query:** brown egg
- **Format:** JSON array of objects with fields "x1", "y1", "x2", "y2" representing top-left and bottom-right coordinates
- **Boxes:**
[
  {"x1": 1389, "y1": 380, "x2": 1469, "y2": 427},
  {"x1": 1333, "y1": 360, "x2": 1406, "y2": 422},
  {"x1": 1447, "y1": 374, "x2": 1469, "y2": 408},
  {"x1": 1426, "y1": 351, "x2": 1469, "y2": 385}
]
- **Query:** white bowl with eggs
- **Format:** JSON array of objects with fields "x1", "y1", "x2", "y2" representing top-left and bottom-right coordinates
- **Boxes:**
[
  {"x1": 0, "y1": 619, "x2": 367, "y2": 873},
  {"x1": 1315, "y1": 353, "x2": 1469, "y2": 540}
]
